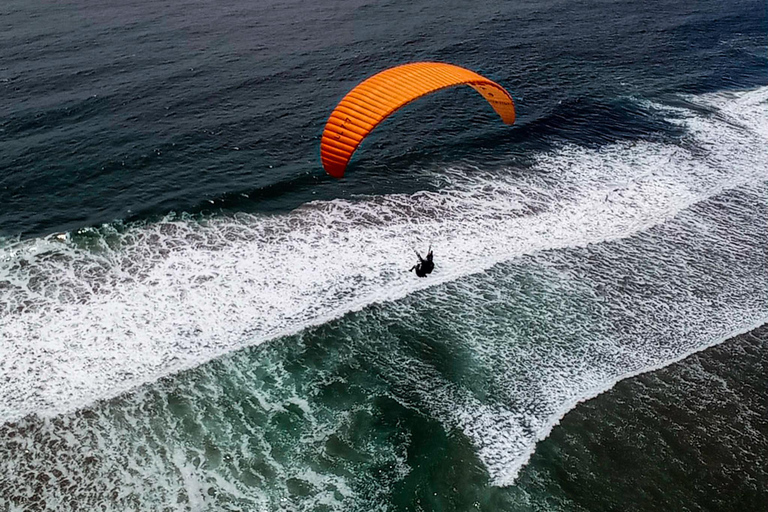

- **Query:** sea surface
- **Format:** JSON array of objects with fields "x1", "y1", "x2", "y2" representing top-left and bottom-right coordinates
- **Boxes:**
[{"x1": 1, "y1": 0, "x2": 767, "y2": 510}]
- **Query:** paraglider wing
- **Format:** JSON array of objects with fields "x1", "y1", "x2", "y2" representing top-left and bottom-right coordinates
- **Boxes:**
[{"x1": 320, "y1": 62, "x2": 516, "y2": 178}]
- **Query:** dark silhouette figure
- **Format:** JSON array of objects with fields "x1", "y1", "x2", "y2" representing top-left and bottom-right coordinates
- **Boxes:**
[{"x1": 410, "y1": 246, "x2": 435, "y2": 277}]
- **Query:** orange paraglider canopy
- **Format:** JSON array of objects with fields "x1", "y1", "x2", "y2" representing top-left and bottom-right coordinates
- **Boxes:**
[{"x1": 320, "y1": 62, "x2": 516, "y2": 178}]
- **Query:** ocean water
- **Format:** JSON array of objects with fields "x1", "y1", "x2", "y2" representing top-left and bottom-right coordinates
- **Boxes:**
[{"x1": 1, "y1": 0, "x2": 767, "y2": 510}]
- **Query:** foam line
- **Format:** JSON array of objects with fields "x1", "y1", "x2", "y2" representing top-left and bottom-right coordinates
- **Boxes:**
[
  {"x1": 1, "y1": 87, "x2": 766, "y2": 429},
  {"x1": 493, "y1": 315, "x2": 768, "y2": 485}
]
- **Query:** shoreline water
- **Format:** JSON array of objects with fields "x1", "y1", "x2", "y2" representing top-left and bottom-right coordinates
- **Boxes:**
[
  {"x1": 2, "y1": 319, "x2": 766, "y2": 510},
  {"x1": 510, "y1": 322, "x2": 768, "y2": 511}
]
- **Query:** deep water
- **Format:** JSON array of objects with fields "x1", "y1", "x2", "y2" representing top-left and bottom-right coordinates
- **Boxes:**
[{"x1": 1, "y1": 0, "x2": 767, "y2": 510}]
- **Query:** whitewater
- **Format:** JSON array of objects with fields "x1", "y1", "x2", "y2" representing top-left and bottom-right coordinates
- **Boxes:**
[{"x1": 1, "y1": 86, "x2": 767, "y2": 492}]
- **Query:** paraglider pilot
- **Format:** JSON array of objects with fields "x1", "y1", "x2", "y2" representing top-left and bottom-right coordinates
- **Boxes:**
[{"x1": 410, "y1": 246, "x2": 435, "y2": 278}]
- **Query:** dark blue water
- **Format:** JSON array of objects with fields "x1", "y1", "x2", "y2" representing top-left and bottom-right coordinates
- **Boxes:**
[
  {"x1": 3, "y1": 0, "x2": 765, "y2": 237},
  {"x1": 1, "y1": 0, "x2": 767, "y2": 510}
]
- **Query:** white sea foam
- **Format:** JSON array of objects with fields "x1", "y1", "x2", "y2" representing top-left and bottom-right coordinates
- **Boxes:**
[
  {"x1": 370, "y1": 172, "x2": 768, "y2": 486},
  {"x1": 0, "y1": 88, "x2": 765, "y2": 422},
  {"x1": 1, "y1": 87, "x2": 767, "y2": 499}
]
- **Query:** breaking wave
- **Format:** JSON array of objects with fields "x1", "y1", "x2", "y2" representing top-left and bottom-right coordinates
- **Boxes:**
[{"x1": 0, "y1": 87, "x2": 766, "y2": 505}]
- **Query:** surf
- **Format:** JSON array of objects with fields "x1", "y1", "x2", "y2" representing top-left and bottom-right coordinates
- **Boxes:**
[{"x1": 1, "y1": 87, "x2": 766, "y2": 428}]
